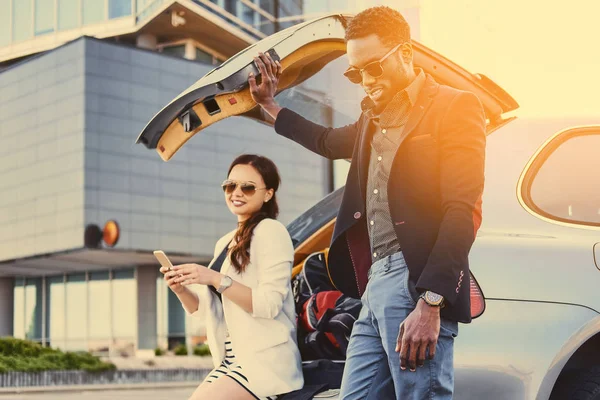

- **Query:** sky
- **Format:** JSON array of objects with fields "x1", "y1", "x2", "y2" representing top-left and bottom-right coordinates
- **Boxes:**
[
  {"x1": 306, "y1": 0, "x2": 600, "y2": 119},
  {"x1": 412, "y1": 0, "x2": 599, "y2": 118}
]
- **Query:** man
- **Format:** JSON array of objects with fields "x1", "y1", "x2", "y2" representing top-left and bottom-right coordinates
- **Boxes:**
[{"x1": 248, "y1": 6, "x2": 486, "y2": 399}]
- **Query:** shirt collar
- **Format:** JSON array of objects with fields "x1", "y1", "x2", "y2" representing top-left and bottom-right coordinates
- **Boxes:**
[{"x1": 361, "y1": 68, "x2": 426, "y2": 119}]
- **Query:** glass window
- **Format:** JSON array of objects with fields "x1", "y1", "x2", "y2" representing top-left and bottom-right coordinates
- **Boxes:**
[
  {"x1": 35, "y1": 0, "x2": 55, "y2": 36},
  {"x1": 259, "y1": 0, "x2": 274, "y2": 14},
  {"x1": 279, "y1": 0, "x2": 302, "y2": 16},
  {"x1": 13, "y1": 278, "x2": 25, "y2": 338},
  {"x1": 528, "y1": 131, "x2": 600, "y2": 226},
  {"x1": 167, "y1": 288, "x2": 185, "y2": 349},
  {"x1": 0, "y1": 0, "x2": 11, "y2": 47},
  {"x1": 13, "y1": 0, "x2": 33, "y2": 43},
  {"x1": 238, "y1": 2, "x2": 256, "y2": 26},
  {"x1": 136, "y1": 0, "x2": 161, "y2": 20},
  {"x1": 82, "y1": 0, "x2": 105, "y2": 25},
  {"x1": 195, "y1": 48, "x2": 214, "y2": 64},
  {"x1": 161, "y1": 44, "x2": 186, "y2": 59},
  {"x1": 275, "y1": 0, "x2": 304, "y2": 30},
  {"x1": 109, "y1": 0, "x2": 132, "y2": 19},
  {"x1": 88, "y1": 271, "x2": 111, "y2": 353},
  {"x1": 224, "y1": 0, "x2": 236, "y2": 14},
  {"x1": 46, "y1": 275, "x2": 65, "y2": 350},
  {"x1": 258, "y1": 0, "x2": 275, "y2": 35},
  {"x1": 259, "y1": 16, "x2": 275, "y2": 35},
  {"x1": 58, "y1": 0, "x2": 79, "y2": 31},
  {"x1": 156, "y1": 274, "x2": 169, "y2": 350},
  {"x1": 24, "y1": 278, "x2": 43, "y2": 341},
  {"x1": 65, "y1": 273, "x2": 87, "y2": 351},
  {"x1": 112, "y1": 269, "x2": 136, "y2": 356}
]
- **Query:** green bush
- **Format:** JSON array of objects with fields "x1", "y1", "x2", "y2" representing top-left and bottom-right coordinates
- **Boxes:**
[
  {"x1": 0, "y1": 337, "x2": 115, "y2": 373},
  {"x1": 0, "y1": 337, "x2": 54, "y2": 358},
  {"x1": 154, "y1": 347, "x2": 165, "y2": 356},
  {"x1": 173, "y1": 344, "x2": 188, "y2": 356},
  {"x1": 193, "y1": 344, "x2": 211, "y2": 357}
]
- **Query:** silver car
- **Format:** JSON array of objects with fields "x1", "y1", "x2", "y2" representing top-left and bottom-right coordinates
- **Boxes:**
[{"x1": 136, "y1": 14, "x2": 600, "y2": 400}]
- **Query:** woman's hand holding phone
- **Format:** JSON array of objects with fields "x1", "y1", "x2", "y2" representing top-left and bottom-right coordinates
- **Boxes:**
[
  {"x1": 155, "y1": 250, "x2": 187, "y2": 294},
  {"x1": 171, "y1": 264, "x2": 220, "y2": 287},
  {"x1": 154, "y1": 250, "x2": 220, "y2": 291},
  {"x1": 160, "y1": 265, "x2": 186, "y2": 294}
]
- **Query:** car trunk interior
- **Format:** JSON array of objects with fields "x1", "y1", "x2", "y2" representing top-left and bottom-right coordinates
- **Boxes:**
[{"x1": 292, "y1": 218, "x2": 336, "y2": 277}]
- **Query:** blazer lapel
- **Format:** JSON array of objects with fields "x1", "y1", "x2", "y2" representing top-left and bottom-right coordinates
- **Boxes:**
[
  {"x1": 220, "y1": 253, "x2": 231, "y2": 276},
  {"x1": 217, "y1": 232, "x2": 236, "y2": 276},
  {"x1": 397, "y1": 75, "x2": 439, "y2": 147},
  {"x1": 356, "y1": 114, "x2": 374, "y2": 201}
]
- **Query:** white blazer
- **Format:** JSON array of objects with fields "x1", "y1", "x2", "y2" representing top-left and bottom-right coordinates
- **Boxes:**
[{"x1": 186, "y1": 218, "x2": 304, "y2": 397}]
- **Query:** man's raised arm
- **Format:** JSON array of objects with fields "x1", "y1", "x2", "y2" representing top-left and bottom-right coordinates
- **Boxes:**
[{"x1": 249, "y1": 52, "x2": 359, "y2": 160}]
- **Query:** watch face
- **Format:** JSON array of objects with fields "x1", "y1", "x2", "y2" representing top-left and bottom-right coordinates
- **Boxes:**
[
  {"x1": 426, "y1": 291, "x2": 444, "y2": 304},
  {"x1": 218, "y1": 276, "x2": 233, "y2": 293}
]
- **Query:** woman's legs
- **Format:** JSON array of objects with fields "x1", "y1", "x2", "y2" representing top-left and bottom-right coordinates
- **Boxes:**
[{"x1": 188, "y1": 375, "x2": 258, "y2": 400}]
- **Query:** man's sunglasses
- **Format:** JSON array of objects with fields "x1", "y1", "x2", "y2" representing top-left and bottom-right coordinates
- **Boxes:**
[
  {"x1": 221, "y1": 180, "x2": 266, "y2": 196},
  {"x1": 343, "y1": 43, "x2": 404, "y2": 84}
]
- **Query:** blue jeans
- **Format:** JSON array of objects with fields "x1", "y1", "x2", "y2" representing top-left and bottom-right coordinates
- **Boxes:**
[{"x1": 339, "y1": 252, "x2": 458, "y2": 400}]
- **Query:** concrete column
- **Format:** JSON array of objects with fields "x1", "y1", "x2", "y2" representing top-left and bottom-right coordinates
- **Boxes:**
[
  {"x1": 0, "y1": 278, "x2": 14, "y2": 337},
  {"x1": 184, "y1": 40, "x2": 196, "y2": 60},
  {"x1": 136, "y1": 265, "x2": 157, "y2": 352}
]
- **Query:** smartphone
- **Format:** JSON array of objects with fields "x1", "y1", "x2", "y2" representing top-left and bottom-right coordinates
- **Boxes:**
[{"x1": 153, "y1": 250, "x2": 173, "y2": 271}]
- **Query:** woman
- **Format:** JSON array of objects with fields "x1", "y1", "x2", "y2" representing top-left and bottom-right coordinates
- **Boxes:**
[{"x1": 160, "y1": 154, "x2": 303, "y2": 400}]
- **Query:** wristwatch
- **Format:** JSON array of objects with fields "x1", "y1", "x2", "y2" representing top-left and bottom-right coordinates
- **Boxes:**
[
  {"x1": 420, "y1": 291, "x2": 445, "y2": 307},
  {"x1": 216, "y1": 275, "x2": 233, "y2": 294}
]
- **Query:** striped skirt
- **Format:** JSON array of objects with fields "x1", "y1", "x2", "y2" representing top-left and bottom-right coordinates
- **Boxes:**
[{"x1": 204, "y1": 336, "x2": 279, "y2": 400}]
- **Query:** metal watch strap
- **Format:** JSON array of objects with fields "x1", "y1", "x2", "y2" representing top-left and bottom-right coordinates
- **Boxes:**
[{"x1": 217, "y1": 275, "x2": 233, "y2": 294}]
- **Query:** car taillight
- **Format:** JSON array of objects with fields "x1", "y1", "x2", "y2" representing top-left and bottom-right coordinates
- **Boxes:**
[{"x1": 470, "y1": 272, "x2": 486, "y2": 319}]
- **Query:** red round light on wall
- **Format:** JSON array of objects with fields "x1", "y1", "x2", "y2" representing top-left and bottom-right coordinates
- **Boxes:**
[{"x1": 103, "y1": 220, "x2": 120, "y2": 247}]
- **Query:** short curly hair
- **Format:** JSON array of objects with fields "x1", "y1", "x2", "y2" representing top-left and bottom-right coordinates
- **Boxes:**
[{"x1": 344, "y1": 6, "x2": 411, "y2": 47}]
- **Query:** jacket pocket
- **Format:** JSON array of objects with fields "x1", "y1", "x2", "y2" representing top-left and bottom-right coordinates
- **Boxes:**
[
  {"x1": 249, "y1": 323, "x2": 289, "y2": 352},
  {"x1": 406, "y1": 133, "x2": 433, "y2": 141},
  {"x1": 405, "y1": 133, "x2": 436, "y2": 146}
]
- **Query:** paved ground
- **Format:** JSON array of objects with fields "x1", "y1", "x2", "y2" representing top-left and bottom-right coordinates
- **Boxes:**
[{"x1": 0, "y1": 386, "x2": 197, "y2": 399}]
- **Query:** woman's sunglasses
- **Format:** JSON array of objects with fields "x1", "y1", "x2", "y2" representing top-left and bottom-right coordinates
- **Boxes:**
[
  {"x1": 343, "y1": 43, "x2": 404, "y2": 84},
  {"x1": 221, "y1": 180, "x2": 266, "y2": 196}
]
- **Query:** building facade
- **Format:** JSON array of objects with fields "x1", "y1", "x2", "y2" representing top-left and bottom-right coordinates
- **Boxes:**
[{"x1": 0, "y1": 0, "x2": 421, "y2": 356}]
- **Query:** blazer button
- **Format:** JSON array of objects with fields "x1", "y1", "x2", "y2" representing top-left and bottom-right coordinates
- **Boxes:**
[{"x1": 354, "y1": 212, "x2": 361, "y2": 219}]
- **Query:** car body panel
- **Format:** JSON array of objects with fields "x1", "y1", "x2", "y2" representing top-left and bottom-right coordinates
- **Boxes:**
[
  {"x1": 453, "y1": 300, "x2": 599, "y2": 400},
  {"x1": 469, "y1": 235, "x2": 600, "y2": 312},
  {"x1": 478, "y1": 117, "x2": 600, "y2": 237},
  {"x1": 135, "y1": 14, "x2": 518, "y2": 162},
  {"x1": 595, "y1": 242, "x2": 600, "y2": 271}
]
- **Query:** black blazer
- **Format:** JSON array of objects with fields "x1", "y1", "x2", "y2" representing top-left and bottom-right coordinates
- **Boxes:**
[{"x1": 274, "y1": 75, "x2": 486, "y2": 323}]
